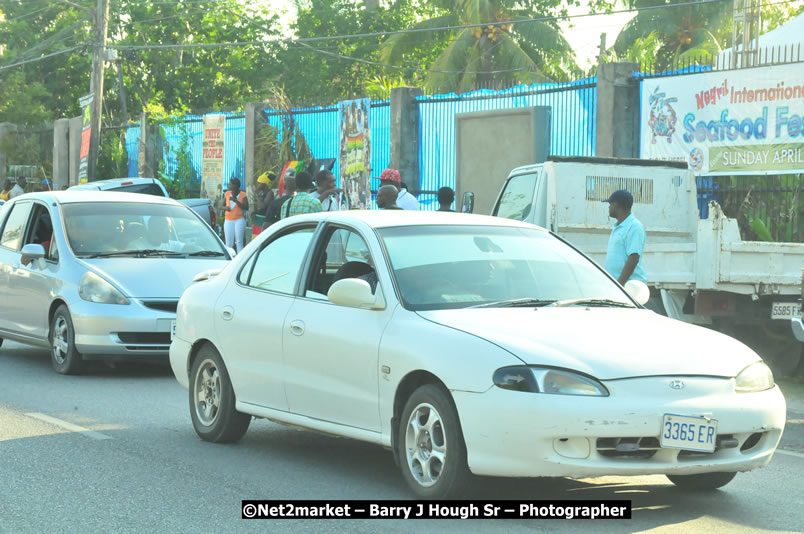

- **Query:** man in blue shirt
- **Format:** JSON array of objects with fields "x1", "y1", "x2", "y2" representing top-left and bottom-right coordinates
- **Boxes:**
[{"x1": 603, "y1": 190, "x2": 647, "y2": 285}]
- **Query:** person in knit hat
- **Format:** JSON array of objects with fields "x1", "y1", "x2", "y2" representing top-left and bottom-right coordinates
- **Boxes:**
[{"x1": 379, "y1": 168, "x2": 419, "y2": 210}]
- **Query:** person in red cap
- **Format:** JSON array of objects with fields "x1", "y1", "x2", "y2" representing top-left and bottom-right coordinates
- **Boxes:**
[{"x1": 379, "y1": 168, "x2": 419, "y2": 210}]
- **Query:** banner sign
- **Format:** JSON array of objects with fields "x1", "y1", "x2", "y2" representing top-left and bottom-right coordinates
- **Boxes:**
[
  {"x1": 201, "y1": 114, "x2": 225, "y2": 210},
  {"x1": 640, "y1": 64, "x2": 804, "y2": 175},
  {"x1": 77, "y1": 93, "x2": 94, "y2": 184},
  {"x1": 338, "y1": 98, "x2": 371, "y2": 209}
]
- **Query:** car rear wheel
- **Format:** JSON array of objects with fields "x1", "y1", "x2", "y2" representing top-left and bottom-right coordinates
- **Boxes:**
[
  {"x1": 666, "y1": 471, "x2": 737, "y2": 490},
  {"x1": 50, "y1": 305, "x2": 85, "y2": 375},
  {"x1": 398, "y1": 384, "x2": 470, "y2": 499},
  {"x1": 189, "y1": 344, "x2": 250, "y2": 443}
]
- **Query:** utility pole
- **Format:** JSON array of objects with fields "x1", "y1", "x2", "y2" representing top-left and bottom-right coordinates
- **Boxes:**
[
  {"x1": 597, "y1": 33, "x2": 607, "y2": 71},
  {"x1": 87, "y1": 0, "x2": 110, "y2": 181},
  {"x1": 731, "y1": 0, "x2": 761, "y2": 69}
]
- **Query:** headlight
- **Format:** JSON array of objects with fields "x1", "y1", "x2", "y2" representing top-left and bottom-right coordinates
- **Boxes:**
[
  {"x1": 735, "y1": 362, "x2": 774, "y2": 393},
  {"x1": 78, "y1": 271, "x2": 130, "y2": 305},
  {"x1": 493, "y1": 366, "x2": 609, "y2": 396}
]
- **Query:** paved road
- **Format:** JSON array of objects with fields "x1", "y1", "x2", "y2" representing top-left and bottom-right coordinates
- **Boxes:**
[{"x1": 1, "y1": 341, "x2": 802, "y2": 533}]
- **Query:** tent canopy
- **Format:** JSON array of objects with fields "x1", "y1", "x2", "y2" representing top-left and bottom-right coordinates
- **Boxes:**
[{"x1": 718, "y1": 13, "x2": 804, "y2": 67}]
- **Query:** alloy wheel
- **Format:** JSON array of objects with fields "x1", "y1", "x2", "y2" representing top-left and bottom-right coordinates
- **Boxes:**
[
  {"x1": 52, "y1": 316, "x2": 70, "y2": 365},
  {"x1": 404, "y1": 402, "x2": 447, "y2": 488}
]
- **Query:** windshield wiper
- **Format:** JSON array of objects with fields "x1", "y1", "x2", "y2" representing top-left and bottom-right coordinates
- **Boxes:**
[
  {"x1": 84, "y1": 249, "x2": 184, "y2": 259},
  {"x1": 549, "y1": 298, "x2": 635, "y2": 308},
  {"x1": 187, "y1": 250, "x2": 226, "y2": 257},
  {"x1": 470, "y1": 298, "x2": 557, "y2": 309}
]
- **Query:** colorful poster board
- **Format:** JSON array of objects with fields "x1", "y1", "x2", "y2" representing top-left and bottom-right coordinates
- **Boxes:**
[
  {"x1": 77, "y1": 93, "x2": 94, "y2": 184},
  {"x1": 201, "y1": 114, "x2": 225, "y2": 210},
  {"x1": 338, "y1": 98, "x2": 371, "y2": 209}
]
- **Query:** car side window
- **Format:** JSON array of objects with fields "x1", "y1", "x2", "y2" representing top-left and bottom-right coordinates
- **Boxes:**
[
  {"x1": 23, "y1": 204, "x2": 55, "y2": 259},
  {"x1": 240, "y1": 227, "x2": 316, "y2": 294},
  {"x1": 306, "y1": 228, "x2": 376, "y2": 299},
  {"x1": 0, "y1": 202, "x2": 33, "y2": 251},
  {"x1": 493, "y1": 173, "x2": 538, "y2": 221}
]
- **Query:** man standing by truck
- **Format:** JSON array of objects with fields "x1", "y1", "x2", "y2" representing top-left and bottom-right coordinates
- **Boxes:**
[{"x1": 603, "y1": 190, "x2": 647, "y2": 285}]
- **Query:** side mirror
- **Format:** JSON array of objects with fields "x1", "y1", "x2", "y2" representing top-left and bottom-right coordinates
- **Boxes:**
[
  {"x1": 461, "y1": 191, "x2": 475, "y2": 214},
  {"x1": 624, "y1": 279, "x2": 650, "y2": 306},
  {"x1": 21, "y1": 243, "x2": 46, "y2": 261},
  {"x1": 192, "y1": 268, "x2": 223, "y2": 283},
  {"x1": 328, "y1": 278, "x2": 385, "y2": 310}
]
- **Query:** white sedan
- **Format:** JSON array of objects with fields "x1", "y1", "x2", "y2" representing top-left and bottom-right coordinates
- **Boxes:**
[{"x1": 169, "y1": 211, "x2": 786, "y2": 498}]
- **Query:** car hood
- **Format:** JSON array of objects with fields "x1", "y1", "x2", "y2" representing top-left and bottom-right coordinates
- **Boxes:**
[
  {"x1": 81, "y1": 257, "x2": 230, "y2": 298},
  {"x1": 417, "y1": 308, "x2": 759, "y2": 380}
]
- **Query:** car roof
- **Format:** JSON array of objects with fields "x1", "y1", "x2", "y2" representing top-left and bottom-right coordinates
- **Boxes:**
[
  {"x1": 9, "y1": 191, "x2": 181, "y2": 206},
  {"x1": 67, "y1": 177, "x2": 160, "y2": 190},
  {"x1": 286, "y1": 210, "x2": 548, "y2": 231}
]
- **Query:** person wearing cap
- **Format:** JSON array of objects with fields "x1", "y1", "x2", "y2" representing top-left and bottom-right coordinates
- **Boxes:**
[
  {"x1": 255, "y1": 171, "x2": 276, "y2": 216},
  {"x1": 603, "y1": 189, "x2": 647, "y2": 285},
  {"x1": 280, "y1": 167, "x2": 297, "y2": 194},
  {"x1": 379, "y1": 168, "x2": 419, "y2": 210}
]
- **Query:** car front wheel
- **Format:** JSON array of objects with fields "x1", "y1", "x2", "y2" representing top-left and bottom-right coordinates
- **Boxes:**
[
  {"x1": 50, "y1": 305, "x2": 85, "y2": 375},
  {"x1": 189, "y1": 344, "x2": 250, "y2": 443},
  {"x1": 398, "y1": 384, "x2": 470, "y2": 499},
  {"x1": 666, "y1": 471, "x2": 737, "y2": 490}
]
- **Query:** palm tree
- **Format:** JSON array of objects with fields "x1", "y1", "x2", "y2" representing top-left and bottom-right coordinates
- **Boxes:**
[
  {"x1": 613, "y1": 0, "x2": 731, "y2": 70},
  {"x1": 379, "y1": 0, "x2": 580, "y2": 93}
]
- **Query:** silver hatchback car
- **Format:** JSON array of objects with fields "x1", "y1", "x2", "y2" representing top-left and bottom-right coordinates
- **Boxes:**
[{"x1": 0, "y1": 191, "x2": 232, "y2": 374}]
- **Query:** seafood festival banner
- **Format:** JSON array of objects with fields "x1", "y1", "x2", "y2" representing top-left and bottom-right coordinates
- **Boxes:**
[
  {"x1": 641, "y1": 64, "x2": 804, "y2": 175},
  {"x1": 338, "y1": 98, "x2": 371, "y2": 209}
]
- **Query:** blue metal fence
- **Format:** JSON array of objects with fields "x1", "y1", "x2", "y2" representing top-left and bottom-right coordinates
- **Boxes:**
[{"x1": 417, "y1": 78, "x2": 598, "y2": 210}]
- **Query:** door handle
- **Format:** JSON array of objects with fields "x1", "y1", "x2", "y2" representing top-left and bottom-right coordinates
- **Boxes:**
[
  {"x1": 289, "y1": 320, "x2": 305, "y2": 336},
  {"x1": 221, "y1": 306, "x2": 234, "y2": 321}
]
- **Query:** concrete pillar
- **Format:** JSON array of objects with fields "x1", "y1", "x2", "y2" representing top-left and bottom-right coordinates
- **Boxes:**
[
  {"x1": 53, "y1": 118, "x2": 70, "y2": 189},
  {"x1": 244, "y1": 102, "x2": 260, "y2": 225},
  {"x1": 390, "y1": 87, "x2": 423, "y2": 190},
  {"x1": 69, "y1": 116, "x2": 82, "y2": 186},
  {"x1": 0, "y1": 122, "x2": 18, "y2": 182},
  {"x1": 595, "y1": 62, "x2": 640, "y2": 159}
]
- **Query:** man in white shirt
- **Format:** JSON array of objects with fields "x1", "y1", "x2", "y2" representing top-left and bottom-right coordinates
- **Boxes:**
[
  {"x1": 9, "y1": 177, "x2": 26, "y2": 199},
  {"x1": 312, "y1": 170, "x2": 341, "y2": 211},
  {"x1": 379, "y1": 168, "x2": 419, "y2": 210}
]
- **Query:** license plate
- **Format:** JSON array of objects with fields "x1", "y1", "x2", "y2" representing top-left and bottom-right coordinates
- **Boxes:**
[
  {"x1": 170, "y1": 320, "x2": 176, "y2": 341},
  {"x1": 771, "y1": 301, "x2": 801, "y2": 320},
  {"x1": 661, "y1": 414, "x2": 718, "y2": 453}
]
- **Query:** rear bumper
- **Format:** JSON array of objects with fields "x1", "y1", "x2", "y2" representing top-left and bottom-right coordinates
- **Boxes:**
[
  {"x1": 792, "y1": 316, "x2": 804, "y2": 342},
  {"x1": 169, "y1": 336, "x2": 193, "y2": 390}
]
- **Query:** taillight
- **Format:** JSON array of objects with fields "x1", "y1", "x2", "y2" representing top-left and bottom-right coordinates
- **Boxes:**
[{"x1": 208, "y1": 205, "x2": 216, "y2": 227}]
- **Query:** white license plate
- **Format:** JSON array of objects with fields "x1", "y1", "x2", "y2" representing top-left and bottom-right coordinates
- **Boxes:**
[
  {"x1": 771, "y1": 302, "x2": 801, "y2": 320},
  {"x1": 170, "y1": 320, "x2": 176, "y2": 341},
  {"x1": 661, "y1": 414, "x2": 718, "y2": 452}
]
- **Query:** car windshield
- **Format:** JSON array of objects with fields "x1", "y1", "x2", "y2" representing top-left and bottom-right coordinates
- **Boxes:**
[
  {"x1": 378, "y1": 225, "x2": 634, "y2": 311},
  {"x1": 62, "y1": 202, "x2": 225, "y2": 258}
]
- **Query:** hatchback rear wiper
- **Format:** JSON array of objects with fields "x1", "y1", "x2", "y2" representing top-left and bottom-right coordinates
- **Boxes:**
[
  {"x1": 84, "y1": 249, "x2": 184, "y2": 258},
  {"x1": 549, "y1": 298, "x2": 635, "y2": 308},
  {"x1": 187, "y1": 250, "x2": 226, "y2": 257},
  {"x1": 470, "y1": 298, "x2": 557, "y2": 309}
]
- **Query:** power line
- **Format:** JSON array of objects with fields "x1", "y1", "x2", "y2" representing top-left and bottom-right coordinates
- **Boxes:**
[
  {"x1": 0, "y1": 44, "x2": 87, "y2": 73},
  {"x1": 2, "y1": 5, "x2": 50, "y2": 22},
  {"x1": 107, "y1": 0, "x2": 741, "y2": 51}
]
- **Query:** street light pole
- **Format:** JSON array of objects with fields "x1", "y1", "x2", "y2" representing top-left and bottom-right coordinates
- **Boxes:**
[{"x1": 87, "y1": 0, "x2": 110, "y2": 181}]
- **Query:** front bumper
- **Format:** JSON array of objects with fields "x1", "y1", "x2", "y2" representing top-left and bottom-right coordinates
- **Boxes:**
[
  {"x1": 70, "y1": 299, "x2": 176, "y2": 358},
  {"x1": 792, "y1": 316, "x2": 804, "y2": 342},
  {"x1": 453, "y1": 376, "x2": 786, "y2": 478}
]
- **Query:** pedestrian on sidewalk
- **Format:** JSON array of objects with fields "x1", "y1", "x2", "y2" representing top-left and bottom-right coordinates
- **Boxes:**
[
  {"x1": 312, "y1": 170, "x2": 342, "y2": 211},
  {"x1": 379, "y1": 168, "x2": 419, "y2": 210},
  {"x1": 603, "y1": 189, "x2": 647, "y2": 285},
  {"x1": 437, "y1": 187, "x2": 455, "y2": 212},
  {"x1": 224, "y1": 177, "x2": 248, "y2": 254},
  {"x1": 280, "y1": 172, "x2": 321, "y2": 219},
  {"x1": 377, "y1": 185, "x2": 402, "y2": 210}
]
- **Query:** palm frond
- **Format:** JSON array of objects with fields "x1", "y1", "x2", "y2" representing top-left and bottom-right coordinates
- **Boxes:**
[
  {"x1": 458, "y1": 0, "x2": 492, "y2": 25},
  {"x1": 379, "y1": 14, "x2": 460, "y2": 66},
  {"x1": 424, "y1": 29, "x2": 477, "y2": 93}
]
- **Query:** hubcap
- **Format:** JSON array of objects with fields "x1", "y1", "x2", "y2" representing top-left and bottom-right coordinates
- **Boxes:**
[
  {"x1": 194, "y1": 359, "x2": 221, "y2": 426},
  {"x1": 52, "y1": 316, "x2": 70, "y2": 365},
  {"x1": 404, "y1": 403, "x2": 446, "y2": 488}
]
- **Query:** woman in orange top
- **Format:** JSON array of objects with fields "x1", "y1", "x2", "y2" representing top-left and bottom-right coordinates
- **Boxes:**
[{"x1": 224, "y1": 177, "x2": 249, "y2": 253}]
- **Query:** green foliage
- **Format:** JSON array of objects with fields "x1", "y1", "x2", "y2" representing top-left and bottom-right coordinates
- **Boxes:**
[
  {"x1": 96, "y1": 130, "x2": 129, "y2": 179},
  {"x1": 157, "y1": 117, "x2": 197, "y2": 199},
  {"x1": 716, "y1": 175, "x2": 803, "y2": 243}
]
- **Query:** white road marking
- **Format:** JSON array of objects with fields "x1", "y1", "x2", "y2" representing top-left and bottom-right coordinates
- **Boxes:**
[
  {"x1": 25, "y1": 412, "x2": 113, "y2": 440},
  {"x1": 776, "y1": 449, "x2": 804, "y2": 459}
]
